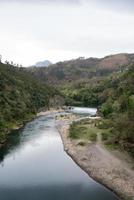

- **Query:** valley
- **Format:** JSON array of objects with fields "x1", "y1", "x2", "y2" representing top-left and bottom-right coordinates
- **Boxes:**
[{"x1": 0, "y1": 53, "x2": 134, "y2": 200}]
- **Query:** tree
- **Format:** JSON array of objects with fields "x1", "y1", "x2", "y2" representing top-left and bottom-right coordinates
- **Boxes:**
[
  {"x1": 5, "y1": 60, "x2": 9, "y2": 65},
  {"x1": 0, "y1": 55, "x2": 2, "y2": 63}
]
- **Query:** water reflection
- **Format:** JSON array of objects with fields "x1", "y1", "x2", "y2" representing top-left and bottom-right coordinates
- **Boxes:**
[
  {"x1": 0, "y1": 109, "x2": 118, "y2": 200},
  {"x1": 0, "y1": 184, "x2": 117, "y2": 200},
  {"x1": 0, "y1": 116, "x2": 53, "y2": 163}
]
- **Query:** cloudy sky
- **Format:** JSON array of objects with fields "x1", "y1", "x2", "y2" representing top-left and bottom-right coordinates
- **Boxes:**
[{"x1": 0, "y1": 0, "x2": 134, "y2": 66}]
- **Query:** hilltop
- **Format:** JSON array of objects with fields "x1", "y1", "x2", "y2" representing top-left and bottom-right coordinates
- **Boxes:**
[
  {"x1": 28, "y1": 53, "x2": 134, "y2": 85},
  {"x1": 28, "y1": 53, "x2": 134, "y2": 158}
]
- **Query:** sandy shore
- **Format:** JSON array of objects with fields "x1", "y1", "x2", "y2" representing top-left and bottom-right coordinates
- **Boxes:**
[{"x1": 57, "y1": 123, "x2": 134, "y2": 200}]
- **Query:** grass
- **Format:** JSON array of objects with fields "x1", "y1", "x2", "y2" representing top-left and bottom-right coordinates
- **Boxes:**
[
  {"x1": 98, "y1": 120, "x2": 123, "y2": 151},
  {"x1": 69, "y1": 119, "x2": 101, "y2": 142},
  {"x1": 101, "y1": 129, "x2": 113, "y2": 141},
  {"x1": 69, "y1": 118, "x2": 116, "y2": 146},
  {"x1": 105, "y1": 143, "x2": 119, "y2": 151}
]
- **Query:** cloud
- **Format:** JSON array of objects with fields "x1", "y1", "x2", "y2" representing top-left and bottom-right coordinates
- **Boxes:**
[
  {"x1": 0, "y1": 0, "x2": 134, "y2": 12},
  {"x1": 0, "y1": 0, "x2": 80, "y2": 4},
  {"x1": 0, "y1": 0, "x2": 133, "y2": 66},
  {"x1": 86, "y1": 0, "x2": 134, "y2": 13}
]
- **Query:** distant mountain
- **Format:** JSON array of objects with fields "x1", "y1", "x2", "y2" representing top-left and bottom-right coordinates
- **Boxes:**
[
  {"x1": 35, "y1": 60, "x2": 52, "y2": 67},
  {"x1": 28, "y1": 53, "x2": 134, "y2": 85}
]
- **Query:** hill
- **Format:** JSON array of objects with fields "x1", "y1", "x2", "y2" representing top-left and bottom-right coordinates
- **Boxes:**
[
  {"x1": 29, "y1": 53, "x2": 134, "y2": 157},
  {"x1": 0, "y1": 62, "x2": 59, "y2": 144},
  {"x1": 1, "y1": 53, "x2": 133, "y2": 157},
  {"x1": 28, "y1": 53, "x2": 134, "y2": 85},
  {"x1": 98, "y1": 65, "x2": 134, "y2": 157},
  {"x1": 67, "y1": 64, "x2": 134, "y2": 157}
]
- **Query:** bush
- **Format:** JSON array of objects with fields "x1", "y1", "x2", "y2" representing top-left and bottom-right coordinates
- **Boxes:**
[{"x1": 69, "y1": 121, "x2": 97, "y2": 142}]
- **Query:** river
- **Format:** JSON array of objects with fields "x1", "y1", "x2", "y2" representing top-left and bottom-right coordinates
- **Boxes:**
[{"x1": 0, "y1": 108, "x2": 118, "y2": 200}]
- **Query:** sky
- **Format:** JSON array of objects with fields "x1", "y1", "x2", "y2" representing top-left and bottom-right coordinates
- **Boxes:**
[{"x1": 0, "y1": 0, "x2": 134, "y2": 66}]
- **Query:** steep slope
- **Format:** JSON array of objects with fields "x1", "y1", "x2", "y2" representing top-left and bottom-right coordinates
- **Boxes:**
[
  {"x1": 67, "y1": 64, "x2": 134, "y2": 156},
  {"x1": 98, "y1": 65, "x2": 134, "y2": 157},
  {"x1": 0, "y1": 62, "x2": 58, "y2": 143}
]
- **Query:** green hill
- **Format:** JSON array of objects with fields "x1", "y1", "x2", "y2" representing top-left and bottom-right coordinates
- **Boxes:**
[
  {"x1": 68, "y1": 64, "x2": 134, "y2": 157},
  {"x1": 29, "y1": 53, "x2": 134, "y2": 157},
  {"x1": 98, "y1": 65, "x2": 134, "y2": 157},
  {"x1": 28, "y1": 53, "x2": 134, "y2": 106},
  {"x1": 29, "y1": 53, "x2": 134, "y2": 85},
  {"x1": 0, "y1": 53, "x2": 133, "y2": 156},
  {"x1": 0, "y1": 62, "x2": 58, "y2": 144}
]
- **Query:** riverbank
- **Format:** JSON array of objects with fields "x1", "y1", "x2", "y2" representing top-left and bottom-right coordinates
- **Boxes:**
[
  {"x1": 57, "y1": 118, "x2": 134, "y2": 200},
  {"x1": 0, "y1": 113, "x2": 36, "y2": 148},
  {"x1": 0, "y1": 108, "x2": 63, "y2": 148}
]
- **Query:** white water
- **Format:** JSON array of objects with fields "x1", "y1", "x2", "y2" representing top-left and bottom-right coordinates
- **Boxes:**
[{"x1": 70, "y1": 107, "x2": 97, "y2": 115}]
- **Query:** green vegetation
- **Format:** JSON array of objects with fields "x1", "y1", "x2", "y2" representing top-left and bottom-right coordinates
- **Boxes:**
[
  {"x1": 69, "y1": 119, "x2": 101, "y2": 143},
  {"x1": 0, "y1": 53, "x2": 133, "y2": 158},
  {"x1": 29, "y1": 54, "x2": 134, "y2": 86},
  {"x1": 61, "y1": 81, "x2": 100, "y2": 107},
  {"x1": 97, "y1": 66, "x2": 134, "y2": 157},
  {"x1": 28, "y1": 53, "x2": 134, "y2": 107},
  {"x1": 69, "y1": 65, "x2": 134, "y2": 157},
  {"x1": 0, "y1": 62, "x2": 58, "y2": 143}
]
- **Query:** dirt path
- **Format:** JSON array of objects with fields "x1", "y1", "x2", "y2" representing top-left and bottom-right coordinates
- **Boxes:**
[
  {"x1": 58, "y1": 124, "x2": 134, "y2": 200},
  {"x1": 96, "y1": 132, "x2": 134, "y2": 173}
]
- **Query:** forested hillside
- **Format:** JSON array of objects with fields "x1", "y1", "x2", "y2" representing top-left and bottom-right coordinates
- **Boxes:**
[
  {"x1": 28, "y1": 53, "x2": 134, "y2": 106},
  {"x1": 30, "y1": 53, "x2": 134, "y2": 156},
  {"x1": 0, "y1": 62, "x2": 58, "y2": 143},
  {"x1": 29, "y1": 53, "x2": 134, "y2": 85},
  {"x1": 98, "y1": 65, "x2": 134, "y2": 157},
  {"x1": 69, "y1": 65, "x2": 134, "y2": 157},
  {"x1": 1, "y1": 53, "x2": 133, "y2": 156}
]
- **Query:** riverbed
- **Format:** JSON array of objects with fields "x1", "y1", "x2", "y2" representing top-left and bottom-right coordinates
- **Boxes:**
[{"x1": 0, "y1": 109, "x2": 118, "y2": 200}]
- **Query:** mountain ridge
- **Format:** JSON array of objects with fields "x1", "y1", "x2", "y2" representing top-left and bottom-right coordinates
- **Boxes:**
[{"x1": 28, "y1": 53, "x2": 134, "y2": 85}]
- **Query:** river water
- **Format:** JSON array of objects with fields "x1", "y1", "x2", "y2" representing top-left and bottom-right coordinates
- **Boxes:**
[{"x1": 0, "y1": 108, "x2": 118, "y2": 200}]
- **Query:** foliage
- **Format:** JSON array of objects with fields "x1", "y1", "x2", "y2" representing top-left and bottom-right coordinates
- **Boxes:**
[
  {"x1": 98, "y1": 65, "x2": 134, "y2": 157},
  {"x1": 69, "y1": 120, "x2": 98, "y2": 142},
  {"x1": 29, "y1": 53, "x2": 133, "y2": 86},
  {"x1": 69, "y1": 65, "x2": 134, "y2": 157},
  {"x1": 29, "y1": 53, "x2": 134, "y2": 108},
  {"x1": 0, "y1": 62, "x2": 58, "y2": 142}
]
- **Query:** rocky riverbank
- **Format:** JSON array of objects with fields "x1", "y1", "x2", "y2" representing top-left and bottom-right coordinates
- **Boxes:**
[{"x1": 57, "y1": 122, "x2": 134, "y2": 200}]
